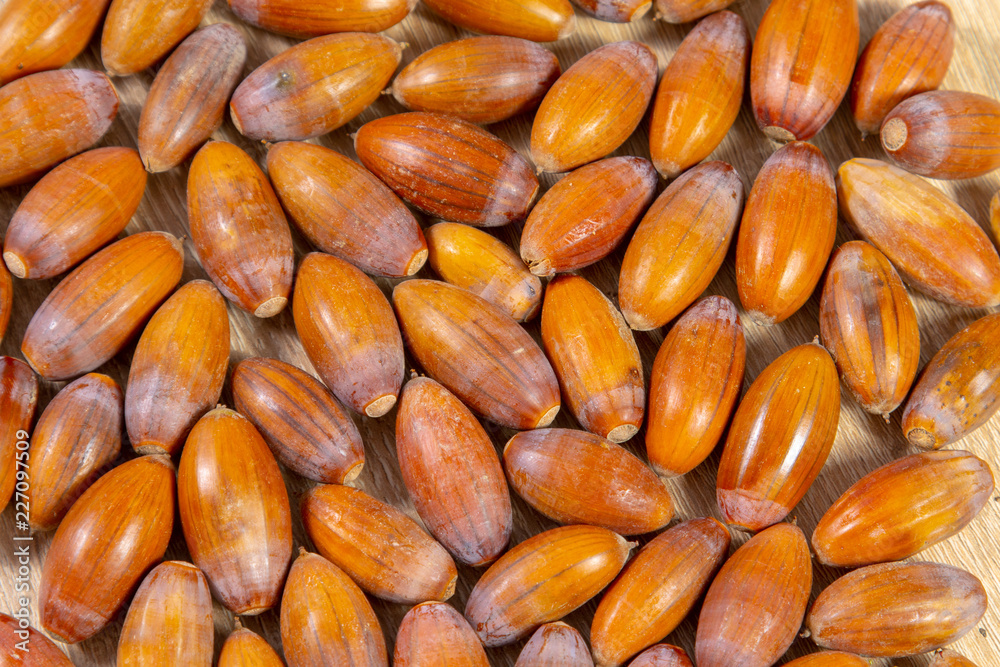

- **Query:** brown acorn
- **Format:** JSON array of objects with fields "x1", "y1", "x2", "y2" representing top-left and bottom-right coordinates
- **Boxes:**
[
  {"x1": 426, "y1": 223, "x2": 541, "y2": 322},
  {"x1": 0, "y1": 613, "x2": 73, "y2": 666},
  {"x1": 901, "y1": 312, "x2": 1000, "y2": 449},
  {"x1": 117, "y1": 561, "x2": 213, "y2": 667},
  {"x1": 992, "y1": 190, "x2": 999, "y2": 247},
  {"x1": 0, "y1": 357, "x2": 37, "y2": 514},
  {"x1": 464, "y1": 525, "x2": 634, "y2": 647},
  {"x1": 736, "y1": 141, "x2": 837, "y2": 325},
  {"x1": 126, "y1": 280, "x2": 230, "y2": 457},
  {"x1": 628, "y1": 645, "x2": 693, "y2": 667},
  {"x1": 420, "y1": 0, "x2": 575, "y2": 42},
  {"x1": 571, "y1": 0, "x2": 648, "y2": 22},
  {"x1": 932, "y1": 650, "x2": 980, "y2": 667},
  {"x1": 391, "y1": 36, "x2": 561, "y2": 124},
  {"x1": 837, "y1": 158, "x2": 1000, "y2": 308},
  {"x1": 784, "y1": 653, "x2": 869, "y2": 667},
  {"x1": 531, "y1": 41, "x2": 657, "y2": 173},
  {"x1": 806, "y1": 561, "x2": 987, "y2": 657},
  {"x1": 230, "y1": 0, "x2": 415, "y2": 36},
  {"x1": 695, "y1": 523, "x2": 812, "y2": 667},
  {"x1": 354, "y1": 112, "x2": 539, "y2": 227},
  {"x1": 280, "y1": 550, "x2": 388, "y2": 667},
  {"x1": 504, "y1": 429, "x2": 673, "y2": 535},
  {"x1": 21, "y1": 231, "x2": 184, "y2": 381},
  {"x1": 649, "y1": 11, "x2": 749, "y2": 179},
  {"x1": 188, "y1": 141, "x2": 293, "y2": 318},
  {"x1": 3, "y1": 147, "x2": 146, "y2": 280},
  {"x1": 218, "y1": 620, "x2": 285, "y2": 667},
  {"x1": 520, "y1": 157, "x2": 657, "y2": 276},
  {"x1": 850, "y1": 0, "x2": 954, "y2": 135},
  {"x1": 232, "y1": 357, "x2": 365, "y2": 484},
  {"x1": 618, "y1": 161, "x2": 744, "y2": 331},
  {"x1": 819, "y1": 241, "x2": 920, "y2": 419},
  {"x1": 301, "y1": 484, "x2": 458, "y2": 603},
  {"x1": 515, "y1": 622, "x2": 593, "y2": 666},
  {"x1": 812, "y1": 450, "x2": 994, "y2": 568},
  {"x1": 393, "y1": 279, "x2": 560, "y2": 429},
  {"x1": 230, "y1": 33, "x2": 401, "y2": 141},
  {"x1": 394, "y1": 602, "x2": 490, "y2": 667},
  {"x1": 293, "y1": 252, "x2": 404, "y2": 417},
  {"x1": 39, "y1": 455, "x2": 175, "y2": 644},
  {"x1": 591, "y1": 518, "x2": 730, "y2": 667},
  {"x1": 0, "y1": 264, "x2": 9, "y2": 345},
  {"x1": 267, "y1": 141, "x2": 427, "y2": 277},
  {"x1": 178, "y1": 408, "x2": 293, "y2": 615},
  {"x1": 0, "y1": 69, "x2": 118, "y2": 188},
  {"x1": 28, "y1": 373, "x2": 122, "y2": 533},
  {"x1": 138, "y1": 24, "x2": 247, "y2": 173},
  {"x1": 101, "y1": 0, "x2": 213, "y2": 76},
  {"x1": 654, "y1": 0, "x2": 733, "y2": 23},
  {"x1": 646, "y1": 297, "x2": 745, "y2": 478},
  {"x1": 717, "y1": 342, "x2": 841, "y2": 532},
  {"x1": 881, "y1": 91, "x2": 1000, "y2": 180},
  {"x1": 750, "y1": 0, "x2": 859, "y2": 141}
]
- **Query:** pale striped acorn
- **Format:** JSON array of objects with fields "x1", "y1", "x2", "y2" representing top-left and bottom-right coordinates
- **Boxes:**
[
  {"x1": 806, "y1": 561, "x2": 987, "y2": 657},
  {"x1": 39, "y1": 455, "x2": 175, "y2": 644},
  {"x1": 232, "y1": 357, "x2": 365, "y2": 484},
  {"x1": 932, "y1": 650, "x2": 980, "y2": 667},
  {"x1": 736, "y1": 141, "x2": 837, "y2": 325},
  {"x1": 301, "y1": 484, "x2": 458, "y2": 603},
  {"x1": 696, "y1": 523, "x2": 811, "y2": 667},
  {"x1": 230, "y1": 33, "x2": 401, "y2": 141},
  {"x1": 188, "y1": 141, "x2": 293, "y2": 318},
  {"x1": 391, "y1": 36, "x2": 561, "y2": 124},
  {"x1": 0, "y1": 357, "x2": 37, "y2": 514},
  {"x1": 882, "y1": 91, "x2": 1000, "y2": 179},
  {"x1": 393, "y1": 279, "x2": 560, "y2": 429},
  {"x1": 819, "y1": 241, "x2": 920, "y2": 419},
  {"x1": 784, "y1": 653, "x2": 868, "y2": 666},
  {"x1": 0, "y1": 69, "x2": 118, "y2": 188},
  {"x1": 531, "y1": 41, "x2": 656, "y2": 173},
  {"x1": 219, "y1": 620, "x2": 285, "y2": 667},
  {"x1": 21, "y1": 231, "x2": 184, "y2": 381},
  {"x1": 420, "y1": 0, "x2": 575, "y2": 42},
  {"x1": 0, "y1": 262, "x2": 9, "y2": 345},
  {"x1": 427, "y1": 223, "x2": 541, "y2": 322},
  {"x1": 396, "y1": 376, "x2": 512, "y2": 566},
  {"x1": 230, "y1": 0, "x2": 416, "y2": 36},
  {"x1": 837, "y1": 158, "x2": 1000, "y2": 308},
  {"x1": 649, "y1": 11, "x2": 748, "y2": 179},
  {"x1": 28, "y1": 373, "x2": 122, "y2": 533},
  {"x1": 355, "y1": 112, "x2": 538, "y2": 227},
  {"x1": 618, "y1": 161, "x2": 744, "y2": 331},
  {"x1": 178, "y1": 408, "x2": 293, "y2": 615},
  {"x1": 520, "y1": 157, "x2": 657, "y2": 277},
  {"x1": 628, "y1": 645, "x2": 693, "y2": 667},
  {"x1": 850, "y1": 0, "x2": 954, "y2": 135},
  {"x1": 117, "y1": 561, "x2": 213, "y2": 667},
  {"x1": 812, "y1": 450, "x2": 994, "y2": 568},
  {"x1": 591, "y1": 518, "x2": 730, "y2": 667},
  {"x1": 504, "y1": 429, "x2": 673, "y2": 535},
  {"x1": 571, "y1": 0, "x2": 648, "y2": 22},
  {"x1": 646, "y1": 297, "x2": 745, "y2": 478},
  {"x1": 101, "y1": 0, "x2": 214, "y2": 76},
  {"x1": 267, "y1": 141, "x2": 427, "y2": 277},
  {"x1": 464, "y1": 525, "x2": 634, "y2": 647},
  {"x1": 515, "y1": 622, "x2": 593, "y2": 666},
  {"x1": 901, "y1": 312, "x2": 1000, "y2": 449},
  {"x1": 126, "y1": 280, "x2": 230, "y2": 457},
  {"x1": 717, "y1": 342, "x2": 840, "y2": 532},
  {"x1": 750, "y1": 0, "x2": 859, "y2": 142},
  {"x1": 394, "y1": 602, "x2": 489, "y2": 667},
  {"x1": 138, "y1": 24, "x2": 247, "y2": 173},
  {"x1": 3, "y1": 146, "x2": 146, "y2": 280},
  {"x1": 0, "y1": 613, "x2": 73, "y2": 665},
  {"x1": 293, "y1": 252, "x2": 404, "y2": 417},
  {"x1": 280, "y1": 550, "x2": 388, "y2": 667}
]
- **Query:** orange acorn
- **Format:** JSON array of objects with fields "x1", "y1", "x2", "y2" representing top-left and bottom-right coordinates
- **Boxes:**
[
  {"x1": 420, "y1": 0, "x2": 575, "y2": 42},
  {"x1": 0, "y1": 613, "x2": 73, "y2": 665},
  {"x1": 101, "y1": 0, "x2": 214, "y2": 76},
  {"x1": 515, "y1": 622, "x2": 593, "y2": 666},
  {"x1": 0, "y1": 264, "x2": 9, "y2": 345},
  {"x1": 628, "y1": 645, "x2": 693, "y2": 667},
  {"x1": 394, "y1": 602, "x2": 490, "y2": 666},
  {"x1": 0, "y1": 357, "x2": 37, "y2": 514},
  {"x1": 932, "y1": 650, "x2": 981, "y2": 667},
  {"x1": 230, "y1": 0, "x2": 416, "y2": 36},
  {"x1": 654, "y1": 0, "x2": 733, "y2": 23},
  {"x1": 218, "y1": 620, "x2": 285, "y2": 667},
  {"x1": 784, "y1": 652, "x2": 869, "y2": 666}
]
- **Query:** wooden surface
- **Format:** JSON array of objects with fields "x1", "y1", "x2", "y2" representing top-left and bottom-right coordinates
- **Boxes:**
[{"x1": 2, "y1": 0, "x2": 1000, "y2": 665}]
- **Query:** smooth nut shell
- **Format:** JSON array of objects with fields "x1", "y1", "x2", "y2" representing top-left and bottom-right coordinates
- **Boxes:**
[
  {"x1": 571, "y1": 0, "x2": 648, "y2": 22},
  {"x1": 932, "y1": 650, "x2": 980, "y2": 667},
  {"x1": 0, "y1": 613, "x2": 73, "y2": 665},
  {"x1": 219, "y1": 623, "x2": 285, "y2": 667},
  {"x1": 230, "y1": 0, "x2": 416, "y2": 36},
  {"x1": 654, "y1": 0, "x2": 733, "y2": 23},
  {"x1": 991, "y1": 190, "x2": 999, "y2": 247},
  {"x1": 0, "y1": 357, "x2": 38, "y2": 514},
  {"x1": 0, "y1": 264, "x2": 9, "y2": 346},
  {"x1": 628, "y1": 645, "x2": 693, "y2": 667},
  {"x1": 101, "y1": 0, "x2": 213, "y2": 76},
  {"x1": 783, "y1": 653, "x2": 869, "y2": 667},
  {"x1": 394, "y1": 602, "x2": 489, "y2": 666},
  {"x1": 514, "y1": 622, "x2": 593, "y2": 666},
  {"x1": 420, "y1": 0, "x2": 575, "y2": 42}
]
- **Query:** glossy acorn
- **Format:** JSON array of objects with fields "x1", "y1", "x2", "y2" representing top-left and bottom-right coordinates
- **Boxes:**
[
  {"x1": 101, "y1": 0, "x2": 214, "y2": 76},
  {"x1": 784, "y1": 653, "x2": 869, "y2": 667},
  {"x1": 0, "y1": 357, "x2": 37, "y2": 514},
  {"x1": 932, "y1": 650, "x2": 980, "y2": 667},
  {"x1": 218, "y1": 620, "x2": 285, "y2": 667},
  {"x1": 991, "y1": 190, "x2": 999, "y2": 247},
  {"x1": 571, "y1": 0, "x2": 648, "y2": 21},
  {"x1": 3, "y1": 147, "x2": 146, "y2": 280},
  {"x1": 420, "y1": 0, "x2": 575, "y2": 42},
  {"x1": 394, "y1": 602, "x2": 490, "y2": 667},
  {"x1": 654, "y1": 0, "x2": 733, "y2": 23},
  {"x1": 515, "y1": 622, "x2": 593, "y2": 666},
  {"x1": 230, "y1": 0, "x2": 416, "y2": 36},
  {"x1": 0, "y1": 264, "x2": 9, "y2": 345},
  {"x1": 628, "y1": 645, "x2": 693, "y2": 667},
  {"x1": 0, "y1": 613, "x2": 73, "y2": 665},
  {"x1": 267, "y1": 141, "x2": 427, "y2": 277}
]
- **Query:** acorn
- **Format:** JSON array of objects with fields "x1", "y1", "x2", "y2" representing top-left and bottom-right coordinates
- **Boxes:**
[
  {"x1": 267, "y1": 141, "x2": 427, "y2": 277},
  {"x1": 3, "y1": 147, "x2": 146, "y2": 280},
  {"x1": 520, "y1": 157, "x2": 657, "y2": 276},
  {"x1": 218, "y1": 620, "x2": 284, "y2": 667},
  {"x1": 101, "y1": 0, "x2": 213, "y2": 76},
  {"x1": 571, "y1": 0, "x2": 649, "y2": 22},
  {"x1": 125, "y1": 280, "x2": 230, "y2": 457},
  {"x1": 695, "y1": 523, "x2": 812, "y2": 667},
  {"x1": 230, "y1": 0, "x2": 416, "y2": 36},
  {"x1": 628, "y1": 645, "x2": 693, "y2": 667},
  {"x1": 420, "y1": 0, "x2": 575, "y2": 42},
  {"x1": 293, "y1": 252, "x2": 404, "y2": 417},
  {"x1": 230, "y1": 33, "x2": 401, "y2": 141},
  {"x1": 138, "y1": 24, "x2": 247, "y2": 173},
  {"x1": 0, "y1": 613, "x2": 73, "y2": 665},
  {"x1": 654, "y1": 0, "x2": 733, "y2": 23},
  {"x1": 932, "y1": 650, "x2": 981, "y2": 667},
  {"x1": 991, "y1": 190, "x2": 999, "y2": 246},
  {"x1": 784, "y1": 653, "x2": 869, "y2": 666},
  {"x1": 0, "y1": 357, "x2": 38, "y2": 514},
  {"x1": 396, "y1": 377, "x2": 512, "y2": 566},
  {"x1": 0, "y1": 264, "x2": 9, "y2": 345},
  {"x1": 187, "y1": 140, "x2": 294, "y2": 318},
  {"x1": 391, "y1": 36, "x2": 561, "y2": 124},
  {"x1": 39, "y1": 455, "x2": 175, "y2": 644},
  {"x1": 394, "y1": 602, "x2": 489, "y2": 667},
  {"x1": 531, "y1": 41, "x2": 657, "y2": 173},
  {"x1": 515, "y1": 622, "x2": 593, "y2": 666}
]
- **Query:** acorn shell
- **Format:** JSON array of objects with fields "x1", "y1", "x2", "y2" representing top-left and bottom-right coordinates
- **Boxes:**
[
  {"x1": 229, "y1": 0, "x2": 416, "y2": 36},
  {"x1": 0, "y1": 357, "x2": 38, "y2": 514},
  {"x1": 419, "y1": 0, "x2": 576, "y2": 42},
  {"x1": 653, "y1": 0, "x2": 733, "y2": 23},
  {"x1": 394, "y1": 602, "x2": 490, "y2": 667},
  {"x1": 628, "y1": 645, "x2": 693, "y2": 667},
  {"x1": 514, "y1": 622, "x2": 593, "y2": 666},
  {"x1": 0, "y1": 612, "x2": 74, "y2": 665},
  {"x1": 218, "y1": 622, "x2": 285, "y2": 667},
  {"x1": 100, "y1": 0, "x2": 213, "y2": 76}
]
